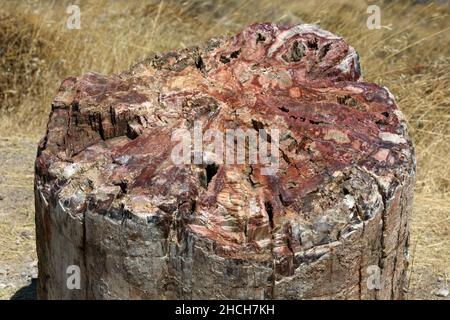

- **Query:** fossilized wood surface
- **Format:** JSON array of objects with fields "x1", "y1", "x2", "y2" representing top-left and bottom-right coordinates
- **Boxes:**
[{"x1": 35, "y1": 23, "x2": 415, "y2": 299}]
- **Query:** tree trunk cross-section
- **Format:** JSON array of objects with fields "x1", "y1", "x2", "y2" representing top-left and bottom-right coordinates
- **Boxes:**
[{"x1": 35, "y1": 23, "x2": 415, "y2": 299}]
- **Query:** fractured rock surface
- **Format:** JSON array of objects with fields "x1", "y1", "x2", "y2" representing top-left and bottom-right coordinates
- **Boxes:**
[{"x1": 35, "y1": 23, "x2": 415, "y2": 299}]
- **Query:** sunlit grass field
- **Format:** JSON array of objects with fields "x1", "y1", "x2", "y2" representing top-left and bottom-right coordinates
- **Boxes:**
[{"x1": 0, "y1": 0, "x2": 448, "y2": 299}]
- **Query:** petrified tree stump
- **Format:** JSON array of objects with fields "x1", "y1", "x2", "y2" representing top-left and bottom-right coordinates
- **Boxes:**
[{"x1": 35, "y1": 23, "x2": 415, "y2": 299}]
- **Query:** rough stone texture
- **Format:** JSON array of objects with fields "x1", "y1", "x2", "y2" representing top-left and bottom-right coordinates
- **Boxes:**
[{"x1": 35, "y1": 23, "x2": 415, "y2": 299}]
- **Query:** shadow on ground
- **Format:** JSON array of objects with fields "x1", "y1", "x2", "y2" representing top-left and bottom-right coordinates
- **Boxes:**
[{"x1": 10, "y1": 279, "x2": 37, "y2": 300}]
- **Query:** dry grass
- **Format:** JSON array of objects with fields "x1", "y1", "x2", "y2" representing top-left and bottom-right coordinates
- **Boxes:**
[{"x1": 0, "y1": 0, "x2": 448, "y2": 298}]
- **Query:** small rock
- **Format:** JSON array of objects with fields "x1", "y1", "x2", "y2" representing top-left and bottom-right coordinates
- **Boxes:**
[
  {"x1": 437, "y1": 276, "x2": 444, "y2": 283},
  {"x1": 0, "y1": 195, "x2": 3, "y2": 201},
  {"x1": 0, "y1": 284, "x2": 6, "y2": 290},
  {"x1": 433, "y1": 288, "x2": 449, "y2": 297},
  {"x1": 21, "y1": 230, "x2": 33, "y2": 240}
]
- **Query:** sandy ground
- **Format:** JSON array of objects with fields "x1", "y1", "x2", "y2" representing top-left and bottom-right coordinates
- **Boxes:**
[
  {"x1": 0, "y1": 135, "x2": 447, "y2": 300},
  {"x1": 0, "y1": 136, "x2": 37, "y2": 299}
]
